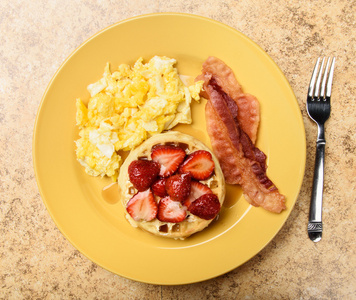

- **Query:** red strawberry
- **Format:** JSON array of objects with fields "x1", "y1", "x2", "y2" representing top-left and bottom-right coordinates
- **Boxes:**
[
  {"x1": 183, "y1": 180, "x2": 213, "y2": 208},
  {"x1": 157, "y1": 196, "x2": 187, "y2": 223},
  {"x1": 126, "y1": 189, "x2": 157, "y2": 221},
  {"x1": 165, "y1": 173, "x2": 191, "y2": 202},
  {"x1": 179, "y1": 150, "x2": 215, "y2": 180},
  {"x1": 188, "y1": 193, "x2": 220, "y2": 220},
  {"x1": 151, "y1": 145, "x2": 186, "y2": 177},
  {"x1": 151, "y1": 178, "x2": 167, "y2": 197},
  {"x1": 128, "y1": 160, "x2": 160, "y2": 191}
]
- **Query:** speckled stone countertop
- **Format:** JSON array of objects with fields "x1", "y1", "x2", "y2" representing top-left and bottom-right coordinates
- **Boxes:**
[{"x1": 1, "y1": 0, "x2": 355, "y2": 299}]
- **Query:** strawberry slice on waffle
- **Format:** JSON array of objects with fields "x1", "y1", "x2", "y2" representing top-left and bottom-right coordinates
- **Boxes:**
[
  {"x1": 151, "y1": 144, "x2": 186, "y2": 177},
  {"x1": 179, "y1": 150, "x2": 215, "y2": 180},
  {"x1": 126, "y1": 189, "x2": 158, "y2": 222},
  {"x1": 157, "y1": 196, "x2": 187, "y2": 223}
]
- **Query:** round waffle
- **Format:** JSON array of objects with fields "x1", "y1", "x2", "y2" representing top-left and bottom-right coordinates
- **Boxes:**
[{"x1": 118, "y1": 131, "x2": 225, "y2": 239}]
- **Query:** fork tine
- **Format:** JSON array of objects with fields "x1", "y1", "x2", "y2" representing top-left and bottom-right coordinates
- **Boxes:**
[
  {"x1": 308, "y1": 57, "x2": 321, "y2": 98},
  {"x1": 320, "y1": 57, "x2": 331, "y2": 98},
  {"x1": 326, "y1": 57, "x2": 336, "y2": 98},
  {"x1": 314, "y1": 57, "x2": 326, "y2": 99}
]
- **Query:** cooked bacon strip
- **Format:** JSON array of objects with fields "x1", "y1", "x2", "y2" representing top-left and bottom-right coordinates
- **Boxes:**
[
  {"x1": 199, "y1": 57, "x2": 286, "y2": 213},
  {"x1": 197, "y1": 56, "x2": 260, "y2": 144}
]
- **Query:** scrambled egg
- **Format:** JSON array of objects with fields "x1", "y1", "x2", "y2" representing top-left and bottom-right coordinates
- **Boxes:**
[{"x1": 75, "y1": 56, "x2": 203, "y2": 181}]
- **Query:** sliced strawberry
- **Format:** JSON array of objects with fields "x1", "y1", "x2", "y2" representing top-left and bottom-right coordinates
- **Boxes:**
[
  {"x1": 128, "y1": 159, "x2": 160, "y2": 191},
  {"x1": 165, "y1": 173, "x2": 191, "y2": 202},
  {"x1": 151, "y1": 144, "x2": 186, "y2": 177},
  {"x1": 151, "y1": 177, "x2": 167, "y2": 197},
  {"x1": 179, "y1": 150, "x2": 215, "y2": 180},
  {"x1": 183, "y1": 180, "x2": 213, "y2": 208},
  {"x1": 157, "y1": 196, "x2": 187, "y2": 223},
  {"x1": 126, "y1": 189, "x2": 157, "y2": 221},
  {"x1": 188, "y1": 193, "x2": 220, "y2": 220}
]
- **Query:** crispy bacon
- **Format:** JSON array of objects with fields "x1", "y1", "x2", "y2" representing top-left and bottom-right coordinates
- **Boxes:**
[
  {"x1": 199, "y1": 57, "x2": 286, "y2": 213},
  {"x1": 197, "y1": 56, "x2": 260, "y2": 144}
]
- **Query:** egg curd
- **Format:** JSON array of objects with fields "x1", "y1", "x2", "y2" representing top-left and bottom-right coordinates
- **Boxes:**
[{"x1": 75, "y1": 56, "x2": 203, "y2": 181}]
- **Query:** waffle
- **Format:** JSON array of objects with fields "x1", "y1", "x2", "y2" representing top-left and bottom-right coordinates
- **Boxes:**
[{"x1": 118, "y1": 131, "x2": 225, "y2": 239}]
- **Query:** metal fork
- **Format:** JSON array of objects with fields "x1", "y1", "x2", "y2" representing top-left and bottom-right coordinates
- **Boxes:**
[{"x1": 306, "y1": 57, "x2": 335, "y2": 242}]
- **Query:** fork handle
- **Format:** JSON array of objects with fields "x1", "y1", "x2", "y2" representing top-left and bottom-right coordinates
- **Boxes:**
[{"x1": 308, "y1": 125, "x2": 325, "y2": 242}]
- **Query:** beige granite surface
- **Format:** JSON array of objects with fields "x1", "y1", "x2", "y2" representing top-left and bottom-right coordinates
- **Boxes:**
[{"x1": 1, "y1": 0, "x2": 355, "y2": 299}]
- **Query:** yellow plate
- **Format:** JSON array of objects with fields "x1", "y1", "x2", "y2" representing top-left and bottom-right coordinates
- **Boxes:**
[{"x1": 33, "y1": 13, "x2": 306, "y2": 285}]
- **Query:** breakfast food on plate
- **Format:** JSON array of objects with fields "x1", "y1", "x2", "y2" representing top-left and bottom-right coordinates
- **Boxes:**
[
  {"x1": 117, "y1": 131, "x2": 225, "y2": 239},
  {"x1": 74, "y1": 54, "x2": 284, "y2": 240},
  {"x1": 197, "y1": 56, "x2": 286, "y2": 213},
  {"x1": 75, "y1": 56, "x2": 204, "y2": 181}
]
